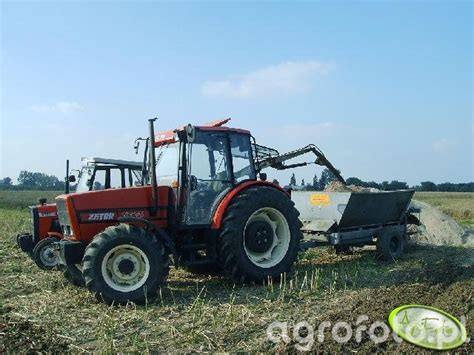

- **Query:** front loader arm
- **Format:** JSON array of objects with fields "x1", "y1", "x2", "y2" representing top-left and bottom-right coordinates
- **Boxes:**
[{"x1": 254, "y1": 144, "x2": 346, "y2": 184}]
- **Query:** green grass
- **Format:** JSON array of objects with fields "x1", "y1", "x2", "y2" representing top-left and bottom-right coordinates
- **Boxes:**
[
  {"x1": 0, "y1": 191, "x2": 473, "y2": 352},
  {"x1": 0, "y1": 190, "x2": 63, "y2": 209},
  {"x1": 415, "y1": 192, "x2": 474, "y2": 228}
]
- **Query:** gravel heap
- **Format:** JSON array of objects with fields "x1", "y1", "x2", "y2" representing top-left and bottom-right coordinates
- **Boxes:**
[
  {"x1": 410, "y1": 200, "x2": 473, "y2": 247},
  {"x1": 324, "y1": 181, "x2": 377, "y2": 193}
]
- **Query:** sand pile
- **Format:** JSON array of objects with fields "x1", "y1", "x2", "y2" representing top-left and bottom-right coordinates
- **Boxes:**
[
  {"x1": 409, "y1": 200, "x2": 473, "y2": 247},
  {"x1": 324, "y1": 181, "x2": 377, "y2": 193}
]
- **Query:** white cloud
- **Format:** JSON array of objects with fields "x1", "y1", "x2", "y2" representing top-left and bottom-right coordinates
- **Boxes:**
[
  {"x1": 31, "y1": 101, "x2": 84, "y2": 115},
  {"x1": 432, "y1": 138, "x2": 455, "y2": 154},
  {"x1": 201, "y1": 60, "x2": 333, "y2": 99}
]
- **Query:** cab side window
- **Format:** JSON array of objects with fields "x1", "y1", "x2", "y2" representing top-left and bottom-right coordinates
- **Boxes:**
[{"x1": 230, "y1": 134, "x2": 256, "y2": 183}]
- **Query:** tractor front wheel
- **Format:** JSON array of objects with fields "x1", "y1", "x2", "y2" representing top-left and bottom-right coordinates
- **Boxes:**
[
  {"x1": 218, "y1": 186, "x2": 302, "y2": 283},
  {"x1": 82, "y1": 224, "x2": 169, "y2": 304},
  {"x1": 32, "y1": 237, "x2": 60, "y2": 270}
]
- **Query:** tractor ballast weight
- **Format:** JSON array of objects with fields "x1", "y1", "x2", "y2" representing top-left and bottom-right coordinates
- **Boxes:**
[{"x1": 54, "y1": 118, "x2": 416, "y2": 305}]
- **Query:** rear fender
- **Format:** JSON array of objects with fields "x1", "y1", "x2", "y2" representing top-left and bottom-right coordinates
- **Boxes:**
[{"x1": 211, "y1": 181, "x2": 287, "y2": 229}]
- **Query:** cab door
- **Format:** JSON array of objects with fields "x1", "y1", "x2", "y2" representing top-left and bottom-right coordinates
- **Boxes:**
[{"x1": 184, "y1": 130, "x2": 233, "y2": 225}]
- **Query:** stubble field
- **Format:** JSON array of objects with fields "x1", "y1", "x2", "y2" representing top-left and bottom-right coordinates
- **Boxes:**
[{"x1": 0, "y1": 190, "x2": 472, "y2": 352}]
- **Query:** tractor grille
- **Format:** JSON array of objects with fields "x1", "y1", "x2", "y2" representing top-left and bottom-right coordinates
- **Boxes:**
[
  {"x1": 30, "y1": 206, "x2": 40, "y2": 243},
  {"x1": 56, "y1": 198, "x2": 73, "y2": 236}
]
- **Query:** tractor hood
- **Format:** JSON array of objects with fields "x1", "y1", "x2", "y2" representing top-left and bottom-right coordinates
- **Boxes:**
[{"x1": 55, "y1": 186, "x2": 172, "y2": 241}]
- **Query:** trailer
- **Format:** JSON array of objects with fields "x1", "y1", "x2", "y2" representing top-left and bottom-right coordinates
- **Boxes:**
[{"x1": 293, "y1": 190, "x2": 416, "y2": 259}]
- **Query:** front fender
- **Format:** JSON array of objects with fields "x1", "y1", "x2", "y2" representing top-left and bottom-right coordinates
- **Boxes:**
[{"x1": 117, "y1": 217, "x2": 176, "y2": 254}]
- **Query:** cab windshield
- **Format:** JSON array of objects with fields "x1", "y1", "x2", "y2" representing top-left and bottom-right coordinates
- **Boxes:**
[
  {"x1": 76, "y1": 166, "x2": 94, "y2": 192},
  {"x1": 154, "y1": 143, "x2": 179, "y2": 185}
]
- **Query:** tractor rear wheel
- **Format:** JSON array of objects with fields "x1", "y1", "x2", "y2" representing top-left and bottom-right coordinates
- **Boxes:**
[
  {"x1": 82, "y1": 224, "x2": 169, "y2": 305},
  {"x1": 376, "y1": 230, "x2": 405, "y2": 261},
  {"x1": 32, "y1": 237, "x2": 60, "y2": 270},
  {"x1": 218, "y1": 186, "x2": 302, "y2": 283}
]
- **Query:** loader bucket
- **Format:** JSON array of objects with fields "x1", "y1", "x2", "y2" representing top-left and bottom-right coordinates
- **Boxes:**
[{"x1": 292, "y1": 190, "x2": 415, "y2": 233}]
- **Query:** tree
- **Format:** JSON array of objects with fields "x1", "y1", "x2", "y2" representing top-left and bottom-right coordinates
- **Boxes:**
[
  {"x1": 312, "y1": 173, "x2": 318, "y2": 189},
  {"x1": 346, "y1": 177, "x2": 365, "y2": 186},
  {"x1": 17, "y1": 170, "x2": 65, "y2": 190},
  {"x1": 436, "y1": 182, "x2": 456, "y2": 192},
  {"x1": 420, "y1": 181, "x2": 437, "y2": 192},
  {"x1": 301, "y1": 178, "x2": 305, "y2": 186},
  {"x1": 318, "y1": 168, "x2": 337, "y2": 190},
  {"x1": 0, "y1": 177, "x2": 12, "y2": 187},
  {"x1": 290, "y1": 173, "x2": 296, "y2": 186},
  {"x1": 272, "y1": 179, "x2": 280, "y2": 186},
  {"x1": 386, "y1": 180, "x2": 409, "y2": 190}
]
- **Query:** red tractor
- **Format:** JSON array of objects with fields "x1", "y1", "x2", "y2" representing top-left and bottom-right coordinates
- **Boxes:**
[
  {"x1": 17, "y1": 158, "x2": 143, "y2": 272},
  {"x1": 55, "y1": 118, "x2": 347, "y2": 304}
]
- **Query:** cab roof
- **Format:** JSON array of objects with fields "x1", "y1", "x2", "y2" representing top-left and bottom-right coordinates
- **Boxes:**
[
  {"x1": 81, "y1": 157, "x2": 142, "y2": 167},
  {"x1": 154, "y1": 118, "x2": 251, "y2": 147}
]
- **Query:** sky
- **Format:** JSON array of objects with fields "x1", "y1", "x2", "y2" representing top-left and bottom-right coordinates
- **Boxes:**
[{"x1": 1, "y1": 1, "x2": 472, "y2": 186}]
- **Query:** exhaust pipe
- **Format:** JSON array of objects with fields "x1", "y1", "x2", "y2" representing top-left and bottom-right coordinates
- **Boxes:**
[
  {"x1": 148, "y1": 118, "x2": 159, "y2": 215},
  {"x1": 65, "y1": 159, "x2": 70, "y2": 194}
]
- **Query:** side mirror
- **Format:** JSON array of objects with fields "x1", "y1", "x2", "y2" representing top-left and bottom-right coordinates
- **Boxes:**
[
  {"x1": 68, "y1": 175, "x2": 76, "y2": 183},
  {"x1": 186, "y1": 124, "x2": 196, "y2": 143},
  {"x1": 189, "y1": 175, "x2": 198, "y2": 191},
  {"x1": 39, "y1": 198, "x2": 47, "y2": 205}
]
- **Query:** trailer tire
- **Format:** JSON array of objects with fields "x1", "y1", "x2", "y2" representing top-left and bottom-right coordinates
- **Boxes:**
[
  {"x1": 32, "y1": 237, "x2": 61, "y2": 270},
  {"x1": 218, "y1": 186, "x2": 302, "y2": 283},
  {"x1": 376, "y1": 230, "x2": 405, "y2": 261},
  {"x1": 63, "y1": 264, "x2": 85, "y2": 287},
  {"x1": 82, "y1": 224, "x2": 169, "y2": 305},
  {"x1": 334, "y1": 245, "x2": 352, "y2": 255}
]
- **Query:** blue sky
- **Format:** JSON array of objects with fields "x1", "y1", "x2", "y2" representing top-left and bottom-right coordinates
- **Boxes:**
[{"x1": 1, "y1": 1, "x2": 472, "y2": 186}]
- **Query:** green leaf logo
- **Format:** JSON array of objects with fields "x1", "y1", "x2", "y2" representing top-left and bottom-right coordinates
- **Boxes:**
[{"x1": 389, "y1": 305, "x2": 467, "y2": 350}]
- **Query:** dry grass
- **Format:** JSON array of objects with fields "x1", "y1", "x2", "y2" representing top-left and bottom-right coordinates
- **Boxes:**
[
  {"x1": 415, "y1": 192, "x2": 474, "y2": 228},
  {"x1": 0, "y1": 191, "x2": 473, "y2": 352}
]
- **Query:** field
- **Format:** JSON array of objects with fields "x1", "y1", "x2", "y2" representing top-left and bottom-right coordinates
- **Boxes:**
[
  {"x1": 414, "y1": 192, "x2": 474, "y2": 228},
  {"x1": 0, "y1": 190, "x2": 473, "y2": 352}
]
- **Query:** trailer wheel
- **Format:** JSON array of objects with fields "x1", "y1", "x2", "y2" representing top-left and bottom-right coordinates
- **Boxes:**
[
  {"x1": 334, "y1": 245, "x2": 352, "y2": 255},
  {"x1": 32, "y1": 237, "x2": 60, "y2": 270},
  {"x1": 218, "y1": 186, "x2": 302, "y2": 283},
  {"x1": 82, "y1": 224, "x2": 169, "y2": 305},
  {"x1": 376, "y1": 230, "x2": 405, "y2": 261},
  {"x1": 63, "y1": 264, "x2": 85, "y2": 287}
]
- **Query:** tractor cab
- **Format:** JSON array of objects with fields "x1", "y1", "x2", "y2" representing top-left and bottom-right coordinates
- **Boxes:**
[
  {"x1": 74, "y1": 157, "x2": 143, "y2": 192},
  {"x1": 153, "y1": 120, "x2": 257, "y2": 226}
]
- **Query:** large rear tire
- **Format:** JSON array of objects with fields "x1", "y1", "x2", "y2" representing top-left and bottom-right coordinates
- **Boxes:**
[
  {"x1": 218, "y1": 186, "x2": 302, "y2": 283},
  {"x1": 32, "y1": 237, "x2": 60, "y2": 270},
  {"x1": 82, "y1": 224, "x2": 169, "y2": 305}
]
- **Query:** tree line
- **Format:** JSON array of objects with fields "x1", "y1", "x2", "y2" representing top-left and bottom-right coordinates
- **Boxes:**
[
  {"x1": 0, "y1": 169, "x2": 473, "y2": 192},
  {"x1": 271, "y1": 168, "x2": 474, "y2": 192},
  {"x1": 0, "y1": 171, "x2": 66, "y2": 191}
]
